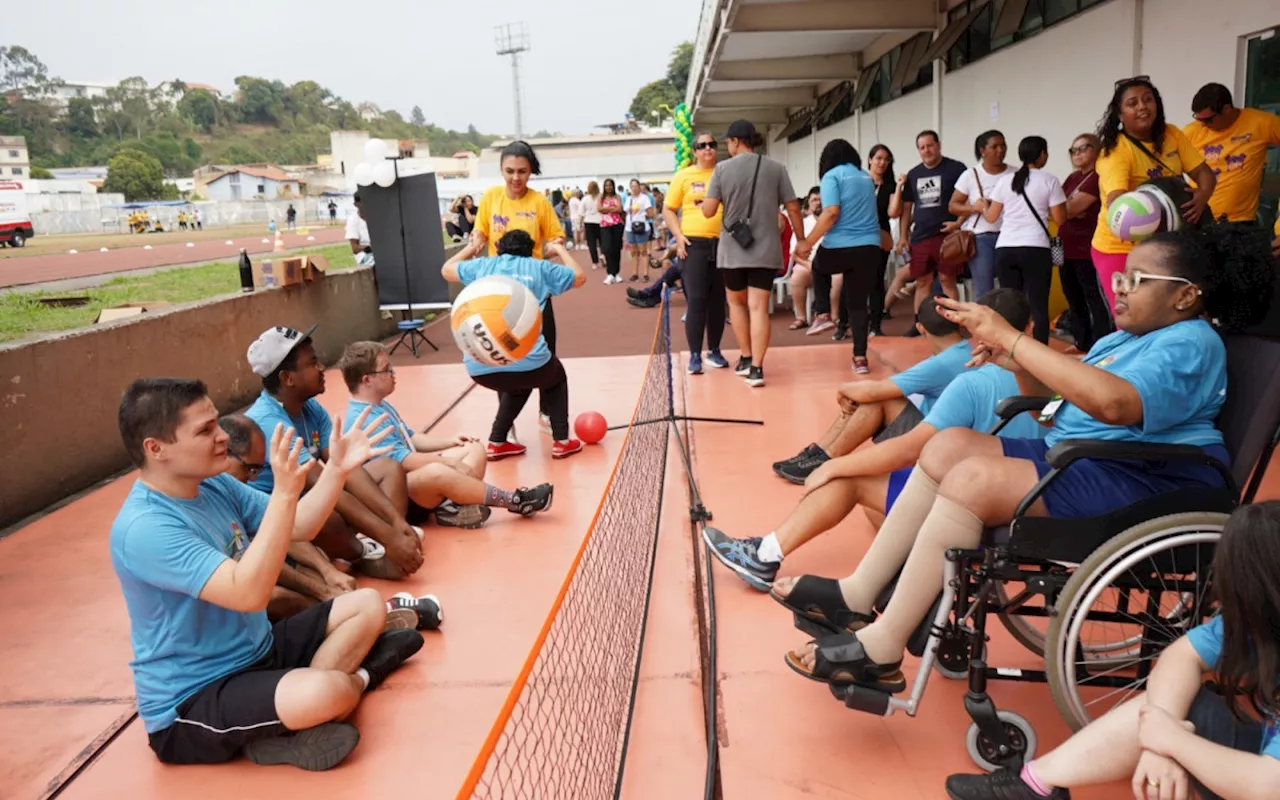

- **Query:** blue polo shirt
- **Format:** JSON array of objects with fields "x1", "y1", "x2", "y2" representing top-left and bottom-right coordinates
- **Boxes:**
[
  {"x1": 819, "y1": 163, "x2": 882, "y2": 249},
  {"x1": 244, "y1": 391, "x2": 333, "y2": 491},
  {"x1": 344, "y1": 399, "x2": 415, "y2": 464},
  {"x1": 889, "y1": 339, "x2": 973, "y2": 415},
  {"x1": 455, "y1": 254, "x2": 576, "y2": 377},
  {"x1": 923, "y1": 364, "x2": 1046, "y2": 440}
]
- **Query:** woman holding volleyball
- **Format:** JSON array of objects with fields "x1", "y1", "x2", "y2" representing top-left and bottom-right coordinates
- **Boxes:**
[
  {"x1": 443, "y1": 230, "x2": 586, "y2": 459},
  {"x1": 1092, "y1": 76, "x2": 1216, "y2": 310}
]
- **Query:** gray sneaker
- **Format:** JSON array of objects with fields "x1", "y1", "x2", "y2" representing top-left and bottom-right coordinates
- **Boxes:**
[
  {"x1": 243, "y1": 722, "x2": 360, "y2": 771},
  {"x1": 434, "y1": 501, "x2": 491, "y2": 529}
]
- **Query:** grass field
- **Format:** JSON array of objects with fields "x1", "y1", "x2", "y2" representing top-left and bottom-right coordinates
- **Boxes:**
[
  {"x1": 0, "y1": 243, "x2": 356, "y2": 343},
  {"x1": 0, "y1": 222, "x2": 346, "y2": 259}
]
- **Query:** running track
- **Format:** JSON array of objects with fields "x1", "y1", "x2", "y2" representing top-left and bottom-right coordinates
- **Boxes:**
[{"x1": 0, "y1": 227, "x2": 349, "y2": 289}]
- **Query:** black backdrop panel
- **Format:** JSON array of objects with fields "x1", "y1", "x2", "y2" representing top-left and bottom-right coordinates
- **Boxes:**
[{"x1": 360, "y1": 171, "x2": 451, "y2": 307}]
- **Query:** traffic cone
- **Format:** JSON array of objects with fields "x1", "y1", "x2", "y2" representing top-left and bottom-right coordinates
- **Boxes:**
[{"x1": 273, "y1": 232, "x2": 285, "y2": 253}]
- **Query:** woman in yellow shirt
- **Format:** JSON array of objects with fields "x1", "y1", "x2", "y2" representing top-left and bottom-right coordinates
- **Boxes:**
[
  {"x1": 1092, "y1": 77, "x2": 1216, "y2": 310},
  {"x1": 663, "y1": 132, "x2": 727, "y2": 373}
]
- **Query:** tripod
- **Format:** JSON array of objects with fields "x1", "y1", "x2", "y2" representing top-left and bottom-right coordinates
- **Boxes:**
[{"x1": 383, "y1": 155, "x2": 439, "y2": 358}]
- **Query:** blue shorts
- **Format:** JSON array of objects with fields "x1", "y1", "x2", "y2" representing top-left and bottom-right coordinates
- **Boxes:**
[
  {"x1": 999, "y1": 438, "x2": 1230, "y2": 518},
  {"x1": 885, "y1": 467, "x2": 912, "y2": 514},
  {"x1": 625, "y1": 229, "x2": 649, "y2": 246}
]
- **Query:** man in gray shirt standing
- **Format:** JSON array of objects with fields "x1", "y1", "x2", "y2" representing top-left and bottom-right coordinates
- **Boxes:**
[{"x1": 702, "y1": 119, "x2": 804, "y2": 388}]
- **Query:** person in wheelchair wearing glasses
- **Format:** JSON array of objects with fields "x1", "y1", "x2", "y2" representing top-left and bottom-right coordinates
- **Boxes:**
[
  {"x1": 946, "y1": 501, "x2": 1280, "y2": 800},
  {"x1": 775, "y1": 223, "x2": 1274, "y2": 701}
]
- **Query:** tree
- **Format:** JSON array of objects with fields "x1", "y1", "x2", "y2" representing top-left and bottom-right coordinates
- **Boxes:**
[
  {"x1": 234, "y1": 76, "x2": 285, "y2": 124},
  {"x1": 178, "y1": 89, "x2": 218, "y2": 132},
  {"x1": 0, "y1": 46, "x2": 60, "y2": 95},
  {"x1": 628, "y1": 79, "x2": 682, "y2": 123},
  {"x1": 66, "y1": 97, "x2": 98, "y2": 138},
  {"x1": 29, "y1": 165, "x2": 53, "y2": 179},
  {"x1": 103, "y1": 150, "x2": 166, "y2": 201},
  {"x1": 411, "y1": 105, "x2": 426, "y2": 126},
  {"x1": 666, "y1": 41, "x2": 694, "y2": 94}
]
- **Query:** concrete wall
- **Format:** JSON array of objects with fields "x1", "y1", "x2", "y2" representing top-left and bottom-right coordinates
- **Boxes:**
[
  {"x1": 204, "y1": 175, "x2": 303, "y2": 202},
  {"x1": 28, "y1": 192, "x2": 128, "y2": 235},
  {"x1": 35, "y1": 198, "x2": 355, "y2": 235},
  {"x1": 0, "y1": 267, "x2": 403, "y2": 528}
]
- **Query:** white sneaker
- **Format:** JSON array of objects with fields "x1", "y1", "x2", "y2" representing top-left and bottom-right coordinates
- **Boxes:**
[
  {"x1": 356, "y1": 534, "x2": 385, "y2": 560},
  {"x1": 539, "y1": 413, "x2": 552, "y2": 435}
]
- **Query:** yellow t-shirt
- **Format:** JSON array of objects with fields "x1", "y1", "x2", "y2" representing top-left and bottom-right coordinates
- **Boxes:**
[
  {"x1": 475, "y1": 186, "x2": 565, "y2": 259},
  {"x1": 1183, "y1": 108, "x2": 1280, "y2": 223},
  {"x1": 664, "y1": 165, "x2": 722, "y2": 239},
  {"x1": 1092, "y1": 126, "x2": 1206, "y2": 254}
]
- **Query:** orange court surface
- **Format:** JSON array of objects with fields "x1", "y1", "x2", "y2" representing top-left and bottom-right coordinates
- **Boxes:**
[{"x1": 4, "y1": 307, "x2": 1276, "y2": 800}]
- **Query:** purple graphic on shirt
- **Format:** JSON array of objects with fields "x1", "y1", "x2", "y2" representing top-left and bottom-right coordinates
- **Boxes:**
[
  {"x1": 1203, "y1": 144, "x2": 1225, "y2": 159},
  {"x1": 1225, "y1": 153, "x2": 1247, "y2": 171},
  {"x1": 1147, "y1": 167, "x2": 1164, "y2": 179}
]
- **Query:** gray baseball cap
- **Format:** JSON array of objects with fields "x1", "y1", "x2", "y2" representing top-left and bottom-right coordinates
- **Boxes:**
[{"x1": 247, "y1": 324, "x2": 318, "y2": 377}]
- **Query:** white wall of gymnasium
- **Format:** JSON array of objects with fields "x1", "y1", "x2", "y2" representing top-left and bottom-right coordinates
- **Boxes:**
[{"x1": 766, "y1": 0, "x2": 1278, "y2": 193}]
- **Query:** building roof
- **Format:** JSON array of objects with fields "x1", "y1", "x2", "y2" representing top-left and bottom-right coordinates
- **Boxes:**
[
  {"x1": 207, "y1": 165, "x2": 306, "y2": 184},
  {"x1": 452, "y1": 151, "x2": 475, "y2": 158}
]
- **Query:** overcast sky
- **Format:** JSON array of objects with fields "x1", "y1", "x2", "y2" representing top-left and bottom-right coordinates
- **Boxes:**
[{"x1": 11, "y1": 0, "x2": 703, "y2": 135}]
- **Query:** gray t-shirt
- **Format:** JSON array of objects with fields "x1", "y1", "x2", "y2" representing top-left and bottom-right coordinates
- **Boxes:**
[{"x1": 706, "y1": 152, "x2": 795, "y2": 269}]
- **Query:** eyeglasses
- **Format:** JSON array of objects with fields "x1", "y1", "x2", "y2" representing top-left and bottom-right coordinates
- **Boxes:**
[
  {"x1": 1068, "y1": 145, "x2": 1094, "y2": 155},
  {"x1": 694, "y1": 141, "x2": 717, "y2": 151},
  {"x1": 229, "y1": 451, "x2": 265, "y2": 480},
  {"x1": 1193, "y1": 109, "x2": 1223, "y2": 125},
  {"x1": 1114, "y1": 75, "x2": 1150, "y2": 89},
  {"x1": 365, "y1": 367, "x2": 395, "y2": 377},
  {"x1": 1111, "y1": 270, "x2": 1201, "y2": 296}
]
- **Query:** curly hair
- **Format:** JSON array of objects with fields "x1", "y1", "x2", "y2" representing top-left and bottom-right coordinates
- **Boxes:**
[
  {"x1": 1143, "y1": 222, "x2": 1276, "y2": 333},
  {"x1": 818, "y1": 138, "x2": 861, "y2": 178},
  {"x1": 1097, "y1": 78, "x2": 1167, "y2": 155}
]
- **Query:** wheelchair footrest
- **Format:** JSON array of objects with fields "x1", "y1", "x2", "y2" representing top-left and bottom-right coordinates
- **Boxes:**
[{"x1": 830, "y1": 683, "x2": 892, "y2": 716}]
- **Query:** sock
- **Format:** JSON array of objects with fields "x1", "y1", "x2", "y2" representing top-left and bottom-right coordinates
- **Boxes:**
[
  {"x1": 839, "y1": 467, "x2": 939, "y2": 613},
  {"x1": 355, "y1": 668, "x2": 371, "y2": 692},
  {"x1": 757, "y1": 532, "x2": 783, "y2": 564},
  {"x1": 484, "y1": 485, "x2": 517, "y2": 509},
  {"x1": 1020, "y1": 762, "x2": 1053, "y2": 797}
]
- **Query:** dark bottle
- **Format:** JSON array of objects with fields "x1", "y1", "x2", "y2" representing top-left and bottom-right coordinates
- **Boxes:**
[{"x1": 238, "y1": 248, "x2": 254, "y2": 292}]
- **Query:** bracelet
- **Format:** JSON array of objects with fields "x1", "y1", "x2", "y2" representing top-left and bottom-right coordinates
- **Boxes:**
[{"x1": 1004, "y1": 333, "x2": 1025, "y2": 366}]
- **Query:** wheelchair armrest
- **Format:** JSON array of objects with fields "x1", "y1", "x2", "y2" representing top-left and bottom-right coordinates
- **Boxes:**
[{"x1": 994, "y1": 396, "x2": 1051, "y2": 420}]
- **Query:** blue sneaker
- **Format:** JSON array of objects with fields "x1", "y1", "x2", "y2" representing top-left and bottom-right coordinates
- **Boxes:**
[
  {"x1": 701, "y1": 527, "x2": 778, "y2": 591},
  {"x1": 687, "y1": 353, "x2": 703, "y2": 374},
  {"x1": 705, "y1": 350, "x2": 729, "y2": 369}
]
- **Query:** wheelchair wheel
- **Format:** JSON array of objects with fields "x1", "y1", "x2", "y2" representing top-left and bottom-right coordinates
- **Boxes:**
[
  {"x1": 964, "y1": 710, "x2": 1037, "y2": 772},
  {"x1": 995, "y1": 578, "x2": 1050, "y2": 656},
  {"x1": 1046, "y1": 512, "x2": 1224, "y2": 731}
]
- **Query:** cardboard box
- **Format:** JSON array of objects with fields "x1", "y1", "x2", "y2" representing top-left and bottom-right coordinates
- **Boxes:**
[
  {"x1": 95, "y1": 302, "x2": 173, "y2": 323},
  {"x1": 252, "y1": 256, "x2": 304, "y2": 288},
  {"x1": 302, "y1": 254, "x2": 327, "y2": 281}
]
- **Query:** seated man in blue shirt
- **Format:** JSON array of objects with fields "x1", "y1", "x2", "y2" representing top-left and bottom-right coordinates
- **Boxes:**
[
  {"x1": 110, "y1": 378, "x2": 422, "y2": 770},
  {"x1": 705, "y1": 289, "x2": 1043, "y2": 592},
  {"x1": 337, "y1": 340, "x2": 554, "y2": 523},
  {"x1": 773, "y1": 299, "x2": 976, "y2": 484},
  {"x1": 245, "y1": 325, "x2": 423, "y2": 579}
]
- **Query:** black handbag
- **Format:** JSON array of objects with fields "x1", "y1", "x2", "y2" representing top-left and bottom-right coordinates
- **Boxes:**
[
  {"x1": 725, "y1": 154, "x2": 762, "y2": 249},
  {"x1": 630, "y1": 221, "x2": 647, "y2": 235}
]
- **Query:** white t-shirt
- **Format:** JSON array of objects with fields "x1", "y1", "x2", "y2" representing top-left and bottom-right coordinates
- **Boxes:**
[
  {"x1": 991, "y1": 169, "x2": 1066, "y2": 249},
  {"x1": 789, "y1": 215, "x2": 823, "y2": 268},
  {"x1": 953, "y1": 164, "x2": 1013, "y2": 235},
  {"x1": 581, "y1": 194, "x2": 601, "y2": 224},
  {"x1": 345, "y1": 213, "x2": 370, "y2": 247},
  {"x1": 625, "y1": 194, "x2": 653, "y2": 226},
  {"x1": 568, "y1": 196, "x2": 583, "y2": 221}
]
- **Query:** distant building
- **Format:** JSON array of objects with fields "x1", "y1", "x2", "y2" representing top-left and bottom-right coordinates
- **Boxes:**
[
  {"x1": 0, "y1": 136, "x2": 30, "y2": 179},
  {"x1": 356, "y1": 103, "x2": 382, "y2": 122},
  {"x1": 41, "y1": 81, "x2": 113, "y2": 111},
  {"x1": 328, "y1": 131, "x2": 433, "y2": 190},
  {"x1": 200, "y1": 165, "x2": 305, "y2": 201},
  {"x1": 477, "y1": 131, "x2": 676, "y2": 188}
]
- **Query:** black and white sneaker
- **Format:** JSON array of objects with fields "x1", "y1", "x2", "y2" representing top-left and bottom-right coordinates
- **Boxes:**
[
  {"x1": 945, "y1": 768, "x2": 1071, "y2": 800},
  {"x1": 745, "y1": 366, "x2": 765, "y2": 387},
  {"x1": 701, "y1": 527, "x2": 778, "y2": 591},
  {"x1": 389, "y1": 592, "x2": 443, "y2": 630},
  {"x1": 509, "y1": 483, "x2": 554, "y2": 516},
  {"x1": 243, "y1": 722, "x2": 360, "y2": 771},
  {"x1": 361, "y1": 628, "x2": 424, "y2": 691},
  {"x1": 772, "y1": 443, "x2": 823, "y2": 478},
  {"x1": 734, "y1": 356, "x2": 752, "y2": 376},
  {"x1": 778, "y1": 448, "x2": 830, "y2": 484},
  {"x1": 434, "y1": 501, "x2": 491, "y2": 529}
]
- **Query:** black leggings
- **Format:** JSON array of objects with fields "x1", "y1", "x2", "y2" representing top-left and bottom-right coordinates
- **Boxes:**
[
  {"x1": 474, "y1": 358, "x2": 570, "y2": 441},
  {"x1": 584, "y1": 222, "x2": 601, "y2": 266},
  {"x1": 535, "y1": 298, "x2": 557, "y2": 416},
  {"x1": 1058, "y1": 256, "x2": 1113, "y2": 351},
  {"x1": 869, "y1": 248, "x2": 888, "y2": 331},
  {"x1": 600, "y1": 224, "x2": 624, "y2": 277},
  {"x1": 682, "y1": 237, "x2": 725, "y2": 354},
  {"x1": 996, "y1": 246, "x2": 1053, "y2": 343},
  {"x1": 817, "y1": 245, "x2": 882, "y2": 357}
]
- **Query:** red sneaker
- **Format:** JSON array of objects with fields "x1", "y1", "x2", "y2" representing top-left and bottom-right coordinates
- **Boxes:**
[
  {"x1": 486, "y1": 440, "x2": 527, "y2": 461},
  {"x1": 551, "y1": 439, "x2": 583, "y2": 459}
]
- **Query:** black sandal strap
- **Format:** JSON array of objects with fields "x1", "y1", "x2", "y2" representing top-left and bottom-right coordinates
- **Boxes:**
[{"x1": 772, "y1": 575, "x2": 875, "y2": 632}]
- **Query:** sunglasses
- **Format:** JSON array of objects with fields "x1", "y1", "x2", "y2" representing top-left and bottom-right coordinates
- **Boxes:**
[
  {"x1": 1114, "y1": 75, "x2": 1151, "y2": 89},
  {"x1": 694, "y1": 141, "x2": 717, "y2": 151},
  {"x1": 1068, "y1": 145, "x2": 1094, "y2": 155},
  {"x1": 229, "y1": 450, "x2": 265, "y2": 480},
  {"x1": 1193, "y1": 109, "x2": 1223, "y2": 125},
  {"x1": 1111, "y1": 270, "x2": 1200, "y2": 296}
]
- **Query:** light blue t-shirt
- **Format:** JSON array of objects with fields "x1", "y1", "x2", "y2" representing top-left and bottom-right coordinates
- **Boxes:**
[
  {"x1": 1046, "y1": 319, "x2": 1226, "y2": 449},
  {"x1": 819, "y1": 163, "x2": 882, "y2": 249},
  {"x1": 924, "y1": 364, "x2": 1047, "y2": 440},
  {"x1": 456, "y1": 254, "x2": 577, "y2": 377},
  {"x1": 345, "y1": 399, "x2": 415, "y2": 463},
  {"x1": 109, "y1": 474, "x2": 272, "y2": 733},
  {"x1": 1187, "y1": 616, "x2": 1279, "y2": 759},
  {"x1": 244, "y1": 391, "x2": 333, "y2": 491},
  {"x1": 889, "y1": 340, "x2": 973, "y2": 415}
]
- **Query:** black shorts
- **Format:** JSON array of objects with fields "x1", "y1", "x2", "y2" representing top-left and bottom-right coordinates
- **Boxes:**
[
  {"x1": 812, "y1": 244, "x2": 883, "y2": 277},
  {"x1": 147, "y1": 600, "x2": 334, "y2": 765},
  {"x1": 1187, "y1": 686, "x2": 1266, "y2": 800},
  {"x1": 871, "y1": 400, "x2": 925, "y2": 444},
  {"x1": 722, "y1": 267, "x2": 777, "y2": 292}
]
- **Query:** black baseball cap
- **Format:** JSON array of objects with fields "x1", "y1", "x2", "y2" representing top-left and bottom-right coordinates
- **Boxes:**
[{"x1": 724, "y1": 119, "x2": 758, "y2": 141}]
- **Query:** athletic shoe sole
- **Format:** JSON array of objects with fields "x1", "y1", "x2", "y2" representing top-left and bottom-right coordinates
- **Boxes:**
[
  {"x1": 243, "y1": 723, "x2": 359, "y2": 771},
  {"x1": 358, "y1": 555, "x2": 406, "y2": 581},
  {"x1": 486, "y1": 446, "x2": 527, "y2": 461},
  {"x1": 434, "y1": 504, "x2": 491, "y2": 529},
  {"x1": 551, "y1": 443, "x2": 583, "y2": 459},
  {"x1": 700, "y1": 528, "x2": 774, "y2": 592},
  {"x1": 745, "y1": 376, "x2": 765, "y2": 388},
  {"x1": 705, "y1": 358, "x2": 729, "y2": 369},
  {"x1": 383, "y1": 607, "x2": 419, "y2": 631}
]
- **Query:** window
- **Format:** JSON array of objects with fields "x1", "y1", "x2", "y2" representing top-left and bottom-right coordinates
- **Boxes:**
[
  {"x1": 1244, "y1": 26, "x2": 1280, "y2": 231},
  {"x1": 861, "y1": 32, "x2": 933, "y2": 113},
  {"x1": 229, "y1": 173, "x2": 241, "y2": 185},
  {"x1": 7, "y1": 150, "x2": 17, "y2": 158},
  {"x1": 946, "y1": 0, "x2": 1102, "y2": 72},
  {"x1": 12, "y1": 167, "x2": 23, "y2": 176},
  {"x1": 257, "y1": 184, "x2": 266, "y2": 194}
]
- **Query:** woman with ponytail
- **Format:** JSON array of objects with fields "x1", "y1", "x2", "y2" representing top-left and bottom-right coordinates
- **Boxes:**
[{"x1": 981, "y1": 136, "x2": 1067, "y2": 343}]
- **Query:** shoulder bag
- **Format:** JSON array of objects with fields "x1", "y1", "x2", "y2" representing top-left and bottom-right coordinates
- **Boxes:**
[
  {"x1": 1020, "y1": 179, "x2": 1065, "y2": 265},
  {"x1": 939, "y1": 167, "x2": 980, "y2": 268},
  {"x1": 724, "y1": 155, "x2": 762, "y2": 249}
]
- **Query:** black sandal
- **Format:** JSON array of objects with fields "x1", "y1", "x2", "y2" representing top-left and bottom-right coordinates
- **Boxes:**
[
  {"x1": 770, "y1": 575, "x2": 876, "y2": 636},
  {"x1": 783, "y1": 632, "x2": 907, "y2": 692}
]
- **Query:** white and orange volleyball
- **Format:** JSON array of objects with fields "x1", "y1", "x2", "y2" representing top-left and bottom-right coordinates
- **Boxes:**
[{"x1": 450, "y1": 276, "x2": 543, "y2": 367}]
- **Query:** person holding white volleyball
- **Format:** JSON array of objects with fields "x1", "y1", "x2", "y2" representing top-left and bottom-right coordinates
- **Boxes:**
[{"x1": 443, "y1": 230, "x2": 587, "y2": 460}]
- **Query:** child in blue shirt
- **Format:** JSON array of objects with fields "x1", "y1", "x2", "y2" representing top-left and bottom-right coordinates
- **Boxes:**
[{"x1": 442, "y1": 229, "x2": 586, "y2": 460}]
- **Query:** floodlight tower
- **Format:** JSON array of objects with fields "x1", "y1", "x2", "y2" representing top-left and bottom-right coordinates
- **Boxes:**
[{"x1": 494, "y1": 22, "x2": 530, "y2": 139}]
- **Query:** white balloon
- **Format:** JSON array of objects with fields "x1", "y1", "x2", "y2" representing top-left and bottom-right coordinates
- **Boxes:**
[
  {"x1": 372, "y1": 160, "x2": 396, "y2": 188},
  {"x1": 353, "y1": 162, "x2": 374, "y2": 186},
  {"x1": 364, "y1": 138, "x2": 388, "y2": 164}
]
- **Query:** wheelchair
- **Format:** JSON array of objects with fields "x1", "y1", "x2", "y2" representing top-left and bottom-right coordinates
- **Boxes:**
[{"x1": 819, "y1": 333, "x2": 1280, "y2": 771}]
